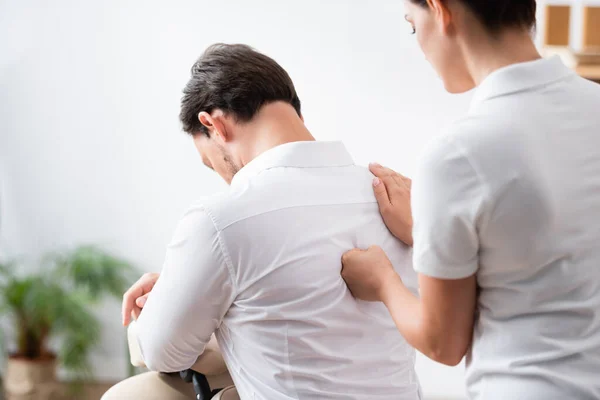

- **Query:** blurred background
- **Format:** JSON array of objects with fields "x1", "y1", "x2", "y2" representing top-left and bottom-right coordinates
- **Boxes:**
[{"x1": 1, "y1": 0, "x2": 598, "y2": 399}]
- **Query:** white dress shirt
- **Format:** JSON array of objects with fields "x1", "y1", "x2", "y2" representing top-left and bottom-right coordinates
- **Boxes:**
[
  {"x1": 137, "y1": 141, "x2": 421, "y2": 400},
  {"x1": 412, "y1": 57, "x2": 600, "y2": 399}
]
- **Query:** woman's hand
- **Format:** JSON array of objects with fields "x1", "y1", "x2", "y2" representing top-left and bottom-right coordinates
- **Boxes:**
[
  {"x1": 342, "y1": 245, "x2": 477, "y2": 366},
  {"x1": 369, "y1": 163, "x2": 413, "y2": 247},
  {"x1": 341, "y1": 245, "x2": 402, "y2": 302}
]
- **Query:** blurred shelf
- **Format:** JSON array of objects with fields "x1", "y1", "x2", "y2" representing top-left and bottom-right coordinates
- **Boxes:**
[
  {"x1": 541, "y1": 46, "x2": 600, "y2": 82},
  {"x1": 544, "y1": 5, "x2": 571, "y2": 47},
  {"x1": 583, "y1": 6, "x2": 600, "y2": 50},
  {"x1": 541, "y1": 4, "x2": 600, "y2": 82},
  {"x1": 576, "y1": 64, "x2": 600, "y2": 81}
]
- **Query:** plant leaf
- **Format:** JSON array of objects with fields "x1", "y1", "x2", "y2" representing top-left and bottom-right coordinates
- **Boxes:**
[
  {"x1": 53, "y1": 245, "x2": 136, "y2": 302},
  {"x1": 1, "y1": 246, "x2": 137, "y2": 378}
]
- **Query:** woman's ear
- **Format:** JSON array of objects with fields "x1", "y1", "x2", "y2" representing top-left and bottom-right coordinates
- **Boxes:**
[{"x1": 427, "y1": 0, "x2": 453, "y2": 34}]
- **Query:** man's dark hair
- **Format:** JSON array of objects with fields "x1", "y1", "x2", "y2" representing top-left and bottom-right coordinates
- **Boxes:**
[
  {"x1": 179, "y1": 44, "x2": 302, "y2": 136},
  {"x1": 411, "y1": 0, "x2": 536, "y2": 33}
]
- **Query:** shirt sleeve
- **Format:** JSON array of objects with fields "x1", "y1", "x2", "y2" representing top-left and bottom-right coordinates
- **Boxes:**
[
  {"x1": 136, "y1": 205, "x2": 235, "y2": 373},
  {"x1": 411, "y1": 134, "x2": 488, "y2": 280}
]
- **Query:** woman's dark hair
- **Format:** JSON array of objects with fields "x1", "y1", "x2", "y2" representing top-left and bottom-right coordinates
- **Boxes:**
[
  {"x1": 412, "y1": 0, "x2": 537, "y2": 33},
  {"x1": 180, "y1": 44, "x2": 302, "y2": 136}
]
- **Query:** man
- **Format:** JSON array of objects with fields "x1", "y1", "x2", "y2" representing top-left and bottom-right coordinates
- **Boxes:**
[{"x1": 104, "y1": 44, "x2": 420, "y2": 400}]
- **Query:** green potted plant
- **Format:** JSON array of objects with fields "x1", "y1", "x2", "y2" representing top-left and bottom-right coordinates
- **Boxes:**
[{"x1": 0, "y1": 245, "x2": 135, "y2": 398}]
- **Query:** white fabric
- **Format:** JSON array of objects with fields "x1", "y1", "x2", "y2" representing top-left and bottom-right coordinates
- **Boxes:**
[
  {"x1": 412, "y1": 56, "x2": 600, "y2": 400},
  {"x1": 127, "y1": 320, "x2": 144, "y2": 368},
  {"x1": 137, "y1": 141, "x2": 421, "y2": 400},
  {"x1": 128, "y1": 322, "x2": 229, "y2": 376}
]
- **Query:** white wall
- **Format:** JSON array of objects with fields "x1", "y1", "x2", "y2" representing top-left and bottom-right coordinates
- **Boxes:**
[{"x1": 0, "y1": 0, "x2": 478, "y2": 398}]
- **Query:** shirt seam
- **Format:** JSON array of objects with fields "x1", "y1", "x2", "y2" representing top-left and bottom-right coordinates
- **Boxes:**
[
  {"x1": 218, "y1": 201, "x2": 380, "y2": 294},
  {"x1": 231, "y1": 163, "x2": 356, "y2": 188},
  {"x1": 201, "y1": 205, "x2": 238, "y2": 296},
  {"x1": 443, "y1": 135, "x2": 494, "y2": 236},
  {"x1": 219, "y1": 199, "x2": 378, "y2": 232},
  {"x1": 284, "y1": 324, "x2": 301, "y2": 399}
]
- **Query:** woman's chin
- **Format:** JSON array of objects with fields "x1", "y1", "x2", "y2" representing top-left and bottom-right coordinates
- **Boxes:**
[{"x1": 443, "y1": 79, "x2": 476, "y2": 94}]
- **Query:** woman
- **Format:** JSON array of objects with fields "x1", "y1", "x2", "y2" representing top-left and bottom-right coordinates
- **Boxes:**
[{"x1": 341, "y1": 1, "x2": 600, "y2": 399}]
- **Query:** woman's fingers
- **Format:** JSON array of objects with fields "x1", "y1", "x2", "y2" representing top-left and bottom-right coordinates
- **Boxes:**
[
  {"x1": 369, "y1": 163, "x2": 396, "y2": 178},
  {"x1": 368, "y1": 163, "x2": 414, "y2": 246},
  {"x1": 370, "y1": 163, "x2": 411, "y2": 189},
  {"x1": 341, "y1": 245, "x2": 397, "y2": 302},
  {"x1": 370, "y1": 163, "x2": 411, "y2": 204},
  {"x1": 400, "y1": 175, "x2": 412, "y2": 189},
  {"x1": 372, "y1": 177, "x2": 391, "y2": 212}
]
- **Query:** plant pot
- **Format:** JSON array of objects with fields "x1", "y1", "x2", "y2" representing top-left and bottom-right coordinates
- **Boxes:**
[{"x1": 4, "y1": 355, "x2": 60, "y2": 399}]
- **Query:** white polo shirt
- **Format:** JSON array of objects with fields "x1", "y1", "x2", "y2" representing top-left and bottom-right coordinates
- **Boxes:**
[
  {"x1": 412, "y1": 57, "x2": 600, "y2": 399},
  {"x1": 137, "y1": 141, "x2": 421, "y2": 400}
]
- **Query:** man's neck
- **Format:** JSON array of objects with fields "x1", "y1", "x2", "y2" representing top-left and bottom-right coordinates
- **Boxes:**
[{"x1": 237, "y1": 102, "x2": 315, "y2": 167}]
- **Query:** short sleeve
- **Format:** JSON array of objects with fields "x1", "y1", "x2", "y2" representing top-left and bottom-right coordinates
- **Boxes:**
[{"x1": 411, "y1": 134, "x2": 488, "y2": 279}]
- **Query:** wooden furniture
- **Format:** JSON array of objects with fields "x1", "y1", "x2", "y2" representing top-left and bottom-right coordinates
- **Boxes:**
[
  {"x1": 544, "y1": 5, "x2": 571, "y2": 46},
  {"x1": 583, "y1": 6, "x2": 600, "y2": 51},
  {"x1": 576, "y1": 65, "x2": 600, "y2": 82},
  {"x1": 543, "y1": 5, "x2": 600, "y2": 83}
]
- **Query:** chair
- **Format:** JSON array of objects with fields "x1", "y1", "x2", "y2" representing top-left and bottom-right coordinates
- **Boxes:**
[{"x1": 127, "y1": 321, "x2": 239, "y2": 400}]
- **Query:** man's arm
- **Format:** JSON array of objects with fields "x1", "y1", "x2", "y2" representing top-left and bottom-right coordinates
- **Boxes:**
[{"x1": 136, "y1": 205, "x2": 235, "y2": 373}]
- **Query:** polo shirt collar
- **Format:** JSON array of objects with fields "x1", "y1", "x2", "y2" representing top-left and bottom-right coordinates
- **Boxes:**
[
  {"x1": 231, "y1": 141, "x2": 355, "y2": 187},
  {"x1": 471, "y1": 56, "x2": 575, "y2": 110}
]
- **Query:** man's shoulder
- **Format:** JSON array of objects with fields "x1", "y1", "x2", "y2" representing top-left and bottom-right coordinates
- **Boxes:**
[
  {"x1": 194, "y1": 164, "x2": 376, "y2": 232},
  {"x1": 186, "y1": 192, "x2": 236, "y2": 231},
  {"x1": 189, "y1": 186, "x2": 279, "y2": 233}
]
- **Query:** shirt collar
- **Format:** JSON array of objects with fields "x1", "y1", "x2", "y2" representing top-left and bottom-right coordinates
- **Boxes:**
[
  {"x1": 470, "y1": 56, "x2": 575, "y2": 110},
  {"x1": 230, "y1": 141, "x2": 355, "y2": 187}
]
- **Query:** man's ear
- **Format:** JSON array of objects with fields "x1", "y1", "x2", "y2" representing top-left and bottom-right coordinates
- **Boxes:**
[{"x1": 198, "y1": 110, "x2": 229, "y2": 142}]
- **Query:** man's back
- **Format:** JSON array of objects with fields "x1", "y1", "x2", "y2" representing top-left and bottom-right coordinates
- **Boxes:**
[{"x1": 203, "y1": 141, "x2": 420, "y2": 399}]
